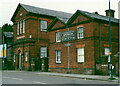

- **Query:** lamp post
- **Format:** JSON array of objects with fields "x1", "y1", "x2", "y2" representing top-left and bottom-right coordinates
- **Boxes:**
[{"x1": 108, "y1": 0, "x2": 113, "y2": 79}]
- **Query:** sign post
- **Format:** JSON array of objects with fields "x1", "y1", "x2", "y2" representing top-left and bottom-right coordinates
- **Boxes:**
[
  {"x1": 67, "y1": 28, "x2": 70, "y2": 73},
  {"x1": 62, "y1": 27, "x2": 75, "y2": 73},
  {"x1": 63, "y1": 29, "x2": 75, "y2": 73}
]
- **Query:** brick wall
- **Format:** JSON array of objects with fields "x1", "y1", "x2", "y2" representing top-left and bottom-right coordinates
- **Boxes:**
[{"x1": 12, "y1": 5, "x2": 118, "y2": 74}]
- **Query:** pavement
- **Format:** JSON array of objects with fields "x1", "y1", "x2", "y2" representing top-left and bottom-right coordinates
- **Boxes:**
[
  {"x1": 34, "y1": 72, "x2": 119, "y2": 82},
  {"x1": 3, "y1": 70, "x2": 119, "y2": 82}
]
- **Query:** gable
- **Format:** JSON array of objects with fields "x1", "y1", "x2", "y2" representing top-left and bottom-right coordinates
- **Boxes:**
[
  {"x1": 72, "y1": 13, "x2": 90, "y2": 25},
  {"x1": 11, "y1": 4, "x2": 28, "y2": 22},
  {"x1": 51, "y1": 20, "x2": 65, "y2": 30},
  {"x1": 48, "y1": 18, "x2": 65, "y2": 31},
  {"x1": 67, "y1": 10, "x2": 92, "y2": 25}
]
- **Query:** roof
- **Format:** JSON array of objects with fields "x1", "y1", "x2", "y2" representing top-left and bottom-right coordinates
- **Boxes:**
[
  {"x1": 11, "y1": 3, "x2": 119, "y2": 24},
  {"x1": 20, "y1": 3, "x2": 73, "y2": 23},
  {"x1": 4, "y1": 32, "x2": 13, "y2": 38},
  {"x1": 79, "y1": 10, "x2": 119, "y2": 23}
]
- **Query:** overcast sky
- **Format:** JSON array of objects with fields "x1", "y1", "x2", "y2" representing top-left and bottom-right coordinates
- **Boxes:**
[{"x1": 0, "y1": 0, "x2": 119, "y2": 27}]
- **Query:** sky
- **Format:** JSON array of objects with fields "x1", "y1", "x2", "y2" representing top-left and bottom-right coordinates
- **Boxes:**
[{"x1": 0, "y1": 0, "x2": 119, "y2": 27}]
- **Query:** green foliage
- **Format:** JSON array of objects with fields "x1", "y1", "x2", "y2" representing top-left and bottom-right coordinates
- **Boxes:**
[
  {"x1": 2, "y1": 23, "x2": 13, "y2": 32},
  {"x1": 95, "y1": 69, "x2": 107, "y2": 75}
]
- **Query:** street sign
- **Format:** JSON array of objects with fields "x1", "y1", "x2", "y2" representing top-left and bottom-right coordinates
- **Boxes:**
[
  {"x1": 62, "y1": 30, "x2": 75, "y2": 42},
  {"x1": 108, "y1": 52, "x2": 111, "y2": 55},
  {"x1": 66, "y1": 43, "x2": 71, "y2": 47},
  {"x1": 0, "y1": 44, "x2": 6, "y2": 58}
]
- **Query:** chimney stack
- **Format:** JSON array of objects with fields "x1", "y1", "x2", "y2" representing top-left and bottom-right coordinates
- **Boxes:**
[{"x1": 105, "y1": 9, "x2": 115, "y2": 18}]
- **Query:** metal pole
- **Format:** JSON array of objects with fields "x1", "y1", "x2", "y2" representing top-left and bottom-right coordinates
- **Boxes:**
[
  {"x1": 68, "y1": 42, "x2": 69, "y2": 72},
  {"x1": 109, "y1": 0, "x2": 112, "y2": 79},
  {"x1": 67, "y1": 28, "x2": 69, "y2": 73},
  {"x1": 2, "y1": 33, "x2": 4, "y2": 70}
]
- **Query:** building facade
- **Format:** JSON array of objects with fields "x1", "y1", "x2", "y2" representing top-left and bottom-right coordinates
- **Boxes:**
[{"x1": 11, "y1": 3, "x2": 119, "y2": 75}]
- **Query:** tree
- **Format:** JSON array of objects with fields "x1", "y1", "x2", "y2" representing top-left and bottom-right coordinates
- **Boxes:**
[{"x1": 2, "y1": 23, "x2": 13, "y2": 32}]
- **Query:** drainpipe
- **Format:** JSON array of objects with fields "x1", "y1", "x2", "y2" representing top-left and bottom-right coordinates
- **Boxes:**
[
  {"x1": 99, "y1": 23, "x2": 101, "y2": 63},
  {"x1": 37, "y1": 17, "x2": 39, "y2": 58},
  {"x1": 37, "y1": 17, "x2": 40, "y2": 70}
]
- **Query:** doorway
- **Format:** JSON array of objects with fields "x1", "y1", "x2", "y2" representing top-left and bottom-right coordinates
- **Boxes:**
[{"x1": 18, "y1": 50, "x2": 22, "y2": 70}]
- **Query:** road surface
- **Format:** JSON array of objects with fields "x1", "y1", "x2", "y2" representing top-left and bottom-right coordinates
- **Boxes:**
[{"x1": 2, "y1": 71, "x2": 119, "y2": 84}]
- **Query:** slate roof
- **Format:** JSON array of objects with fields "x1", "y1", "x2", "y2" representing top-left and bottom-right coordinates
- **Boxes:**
[
  {"x1": 20, "y1": 3, "x2": 73, "y2": 23},
  {"x1": 79, "y1": 10, "x2": 119, "y2": 23},
  {"x1": 12, "y1": 3, "x2": 119, "y2": 24}
]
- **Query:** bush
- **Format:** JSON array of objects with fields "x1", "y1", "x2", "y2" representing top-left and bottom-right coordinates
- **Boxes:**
[{"x1": 95, "y1": 70, "x2": 106, "y2": 75}]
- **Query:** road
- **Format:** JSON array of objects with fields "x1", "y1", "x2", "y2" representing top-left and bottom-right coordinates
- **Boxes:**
[{"x1": 2, "y1": 71, "x2": 119, "y2": 84}]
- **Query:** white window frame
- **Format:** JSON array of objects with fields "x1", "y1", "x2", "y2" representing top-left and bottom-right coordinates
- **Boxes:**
[
  {"x1": 77, "y1": 48, "x2": 84, "y2": 62},
  {"x1": 105, "y1": 48, "x2": 110, "y2": 62},
  {"x1": 40, "y1": 47, "x2": 47, "y2": 58},
  {"x1": 14, "y1": 53, "x2": 16, "y2": 62},
  {"x1": 77, "y1": 26, "x2": 84, "y2": 39},
  {"x1": 56, "y1": 50, "x2": 61, "y2": 63},
  {"x1": 23, "y1": 19, "x2": 25, "y2": 34},
  {"x1": 41, "y1": 20, "x2": 47, "y2": 31},
  {"x1": 17, "y1": 22, "x2": 19, "y2": 35},
  {"x1": 25, "y1": 51, "x2": 28, "y2": 62},
  {"x1": 56, "y1": 32, "x2": 61, "y2": 42},
  {"x1": 20, "y1": 20, "x2": 22, "y2": 34}
]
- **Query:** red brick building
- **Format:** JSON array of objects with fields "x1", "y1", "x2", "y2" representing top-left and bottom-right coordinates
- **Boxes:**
[{"x1": 11, "y1": 3, "x2": 118, "y2": 75}]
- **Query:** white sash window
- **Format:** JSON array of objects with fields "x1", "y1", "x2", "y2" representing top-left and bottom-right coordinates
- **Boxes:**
[
  {"x1": 56, "y1": 32, "x2": 61, "y2": 42},
  {"x1": 41, "y1": 21, "x2": 47, "y2": 31},
  {"x1": 56, "y1": 50, "x2": 61, "y2": 63},
  {"x1": 77, "y1": 48, "x2": 84, "y2": 62},
  {"x1": 23, "y1": 19, "x2": 25, "y2": 33},
  {"x1": 77, "y1": 26, "x2": 84, "y2": 39},
  {"x1": 41, "y1": 47, "x2": 47, "y2": 58},
  {"x1": 17, "y1": 22, "x2": 19, "y2": 35}
]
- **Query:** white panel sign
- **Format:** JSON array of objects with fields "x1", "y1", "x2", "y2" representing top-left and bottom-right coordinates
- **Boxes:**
[{"x1": 0, "y1": 44, "x2": 6, "y2": 58}]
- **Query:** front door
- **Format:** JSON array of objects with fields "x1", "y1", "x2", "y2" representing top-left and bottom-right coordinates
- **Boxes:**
[{"x1": 18, "y1": 51, "x2": 21, "y2": 69}]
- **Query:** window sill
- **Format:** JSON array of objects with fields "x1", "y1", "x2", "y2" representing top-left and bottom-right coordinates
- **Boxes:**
[
  {"x1": 40, "y1": 31, "x2": 47, "y2": 32},
  {"x1": 78, "y1": 37, "x2": 84, "y2": 39},
  {"x1": 77, "y1": 62, "x2": 84, "y2": 64},
  {"x1": 40, "y1": 57, "x2": 48, "y2": 59},
  {"x1": 56, "y1": 62, "x2": 61, "y2": 64},
  {"x1": 56, "y1": 41, "x2": 61, "y2": 43}
]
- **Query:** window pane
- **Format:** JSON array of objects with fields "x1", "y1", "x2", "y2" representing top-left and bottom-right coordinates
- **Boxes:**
[
  {"x1": 23, "y1": 19, "x2": 25, "y2": 33},
  {"x1": 20, "y1": 21, "x2": 22, "y2": 34},
  {"x1": 56, "y1": 50, "x2": 61, "y2": 63},
  {"x1": 105, "y1": 48, "x2": 109, "y2": 55},
  {"x1": 77, "y1": 48, "x2": 84, "y2": 62},
  {"x1": 17, "y1": 22, "x2": 19, "y2": 35},
  {"x1": 105, "y1": 48, "x2": 110, "y2": 62},
  {"x1": 78, "y1": 55, "x2": 84, "y2": 62},
  {"x1": 77, "y1": 26, "x2": 84, "y2": 38},
  {"x1": 108, "y1": 55, "x2": 110, "y2": 62},
  {"x1": 56, "y1": 32, "x2": 60, "y2": 42},
  {"x1": 14, "y1": 53, "x2": 16, "y2": 62},
  {"x1": 25, "y1": 51, "x2": 28, "y2": 62},
  {"x1": 41, "y1": 21, "x2": 47, "y2": 31},
  {"x1": 41, "y1": 47, "x2": 47, "y2": 58},
  {"x1": 77, "y1": 48, "x2": 84, "y2": 55}
]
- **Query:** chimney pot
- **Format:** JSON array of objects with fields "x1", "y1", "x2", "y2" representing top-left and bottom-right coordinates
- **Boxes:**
[{"x1": 105, "y1": 9, "x2": 115, "y2": 18}]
